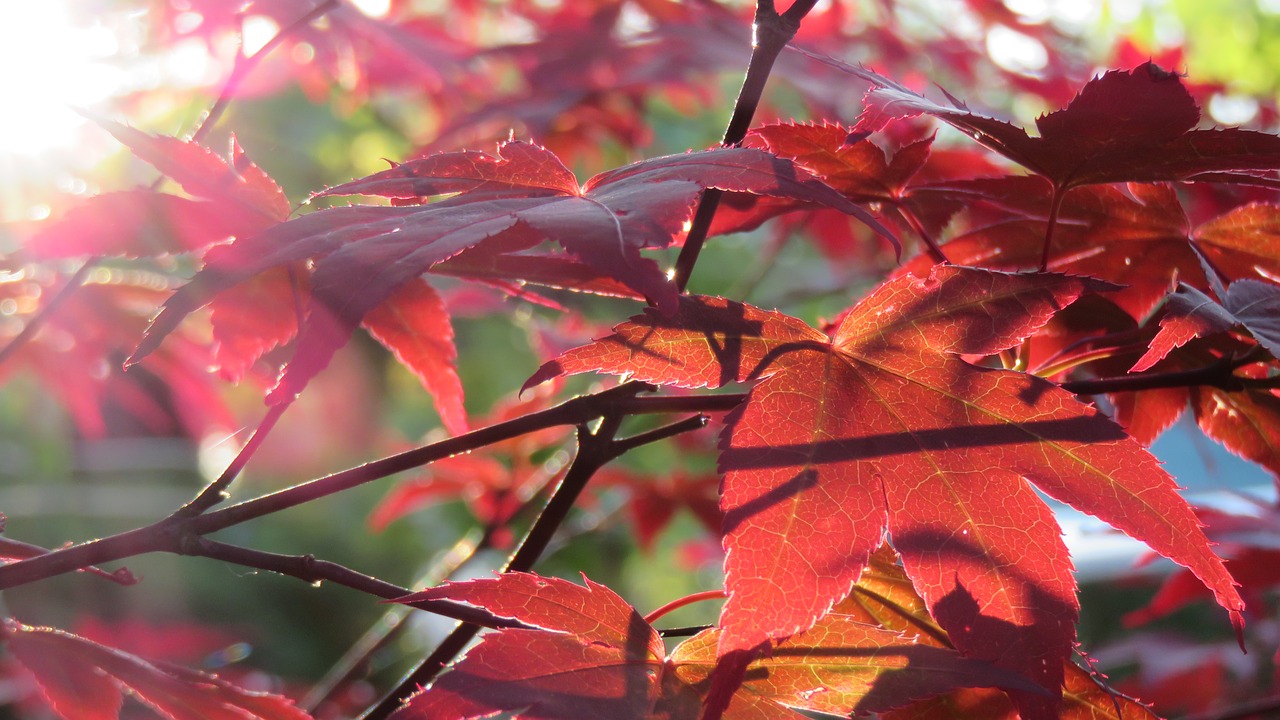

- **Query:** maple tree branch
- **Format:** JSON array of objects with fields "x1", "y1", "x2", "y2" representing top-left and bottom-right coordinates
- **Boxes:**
[
  {"x1": 362, "y1": 408, "x2": 714, "y2": 719},
  {"x1": 657, "y1": 624, "x2": 714, "y2": 638},
  {"x1": 0, "y1": 258, "x2": 99, "y2": 369},
  {"x1": 0, "y1": 387, "x2": 738, "y2": 590},
  {"x1": 892, "y1": 202, "x2": 949, "y2": 265},
  {"x1": 672, "y1": 0, "x2": 819, "y2": 292},
  {"x1": 609, "y1": 414, "x2": 711, "y2": 455},
  {"x1": 0, "y1": 537, "x2": 135, "y2": 586}
]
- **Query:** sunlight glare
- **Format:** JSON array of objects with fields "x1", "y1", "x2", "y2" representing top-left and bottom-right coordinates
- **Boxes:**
[
  {"x1": 350, "y1": 0, "x2": 393, "y2": 19},
  {"x1": 0, "y1": 1, "x2": 125, "y2": 156}
]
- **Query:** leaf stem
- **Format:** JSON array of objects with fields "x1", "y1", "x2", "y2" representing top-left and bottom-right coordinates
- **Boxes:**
[
  {"x1": 644, "y1": 589, "x2": 727, "y2": 625},
  {"x1": 1038, "y1": 183, "x2": 1066, "y2": 272},
  {"x1": 1033, "y1": 345, "x2": 1138, "y2": 379},
  {"x1": 893, "y1": 202, "x2": 948, "y2": 265}
]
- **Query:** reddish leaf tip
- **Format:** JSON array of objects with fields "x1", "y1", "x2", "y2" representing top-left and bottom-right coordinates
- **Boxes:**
[{"x1": 521, "y1": 360, "x2": 566, "y2": 396}]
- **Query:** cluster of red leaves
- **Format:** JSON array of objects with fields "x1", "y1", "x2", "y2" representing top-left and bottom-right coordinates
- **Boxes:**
[{"x1": 8, "y1": 1, "x2": 1280, "y2": 720}]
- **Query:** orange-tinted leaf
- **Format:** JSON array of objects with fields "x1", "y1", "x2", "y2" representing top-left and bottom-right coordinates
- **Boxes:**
[
  {"x1": 4, "y1": 621, "x2": 312, "y2": 720},
  {"x1": 887, "y1": 662, "x2": 1160, "y2": 720},
  {"x1": 668, "y1": 619, "x2": 1043, "y2": 718},
  {"x1": 745, "y1": 122, "x2": 930, "y2": 204},
  {"x1": 1194, "y1": 381, "x2": 1280, "y2": 481},
  {"x1": 362, "y1": 278, "x2": 467, "y2": 435},
  {"x1": 533, "y1": 267, "x2": 1242, "y2": 717},
  {"x1": 523, "y1": 295, "x2": 823, "y2": 392}
]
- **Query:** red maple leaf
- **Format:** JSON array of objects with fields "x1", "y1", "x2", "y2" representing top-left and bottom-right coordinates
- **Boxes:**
[
  {"x1": 0, "y1": 275, "x2": 232, "y2": 439},
  {"x1": 129, "y1": 141, "x2": 888, "y2": 408},
  {"x1": 529, "y1": 266, "x2": 1242, "y2": 717}
]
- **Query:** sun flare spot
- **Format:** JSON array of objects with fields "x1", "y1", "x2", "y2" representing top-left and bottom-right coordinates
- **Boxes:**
[{"x1": 0, "y1": 1, "x2": 125, "y2": 157}]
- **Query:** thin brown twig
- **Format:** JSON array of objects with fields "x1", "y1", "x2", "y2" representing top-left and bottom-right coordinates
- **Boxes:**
[{"x1": 180, "y1": 537, "x2": 529, "y2": 630}]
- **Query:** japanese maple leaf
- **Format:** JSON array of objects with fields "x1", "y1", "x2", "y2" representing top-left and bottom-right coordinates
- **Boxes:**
[
  {"x1": 529, "y1": 266, "x2": 1242, "y2": 718},
  {"x1": 595, "y1": 468, "x2": 723, "y2": 551},
  {"x1": 29, "y1": 119, "x2": 289, "y2": 260},
  {"x1": 3, "y1": 620, "x2": 312, "y2": 720},
  {"x1": 828, "y1": 57, "x2": 1280, "y2": 189},
  {"x1": 129, "y1": 141, "x2": 886, "y2": 406},
  {"x1": 701, "y1": 123, "x2": 936, "y2": 257},
  {"x1": 1125, "y1": 505, "x2": 1280, "y2": 627},
  {"x1": 387, "y1": 572, "x2": 1039, "y2": 720}
]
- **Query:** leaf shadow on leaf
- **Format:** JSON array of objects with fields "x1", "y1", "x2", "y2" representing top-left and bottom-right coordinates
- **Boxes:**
[
  {"x1": 720, "y1": 468, "x2": 820, "y2": 536},
  {"x1": 892, "y1": 527, "x2": 1078, "y2": 716}
]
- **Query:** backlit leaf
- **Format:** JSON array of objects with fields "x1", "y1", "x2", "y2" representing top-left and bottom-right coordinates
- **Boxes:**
[
  {"x1": 532, "y1": 266, "x2": 1242, "y2": 717},
  {"x1": 361, "y1": 278, "x2": 467, "y2": 435}
]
